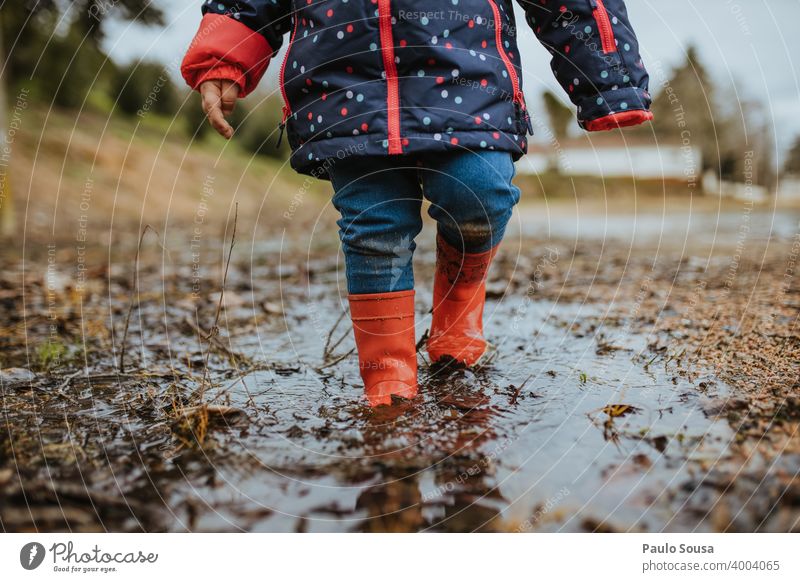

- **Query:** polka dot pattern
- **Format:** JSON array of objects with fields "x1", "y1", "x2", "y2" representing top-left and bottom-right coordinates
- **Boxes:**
[
  {"x1": 192, "y1": 0, "x2": 650, "y2": 177},
  {"x1": 520, "y1": 0, "x2": 651, "y2": 128}
]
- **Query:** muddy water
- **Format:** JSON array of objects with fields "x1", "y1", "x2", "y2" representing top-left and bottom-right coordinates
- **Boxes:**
[
  {"x1": 122, "y1": 241, "x2": 732, "y2": 533},
  {"x1": 0, "y1": 232, "x2": 739, "y2": 533},
  {"x1": 175, "y1": 296, "x2": 732, "y2": 532},
  {"x1": 513, "y1": 206, "x2": 798, "y2": 247}
]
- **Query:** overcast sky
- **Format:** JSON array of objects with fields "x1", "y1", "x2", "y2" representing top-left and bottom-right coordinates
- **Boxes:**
[{"x1": 104, "y1": 0, "x2": 800, "y2": 160}]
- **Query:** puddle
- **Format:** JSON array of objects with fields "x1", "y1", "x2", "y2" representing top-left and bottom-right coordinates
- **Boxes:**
[
  {"x1": 157, "y1": 287, "x2": 734, "y2": 532},
  {"x1": 513, "y1": 207, "x2": 800, "y2": 247},
  {"x1": 0, "y1": 241, "x2": 740, "y2": 532}
]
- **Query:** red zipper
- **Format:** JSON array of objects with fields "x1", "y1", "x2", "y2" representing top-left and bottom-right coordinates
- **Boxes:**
[
  {"x1": 278, "y1": 10, "x2": 299, "y2": 131},
  {"x1": 590, "y1": 0, "x2": 617, "y2": 54},
  {"x1": 487, "y1": 0, "x2": 531, "y2": 134},
  {"x1": 378, "y1": 0, "x2": 402, "y2": 154},
  {"x1": 487, "y1": 0, "x2": 520, "y2": 104}
]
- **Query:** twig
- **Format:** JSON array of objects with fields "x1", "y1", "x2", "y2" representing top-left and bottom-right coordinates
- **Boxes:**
[
  {"x1": 322, "y1": 309, "x2": 347, "y2": 360},
  {"x1": 316, "y1": 347, "x2": 355, "y2": 370},
  {"x1": 643, "y1": 353, "x2": 659, "y2": 369},
  {"x1": 510, "y1": 373, "x2": 534, "y2": 405},
  {"x1": 119, "y1": 224, "x2": 157, "y2": 373},
  {"x1": 183, "y1": 316, "x2": 248, "y2": 364},
  {"x1": 55, "y1": 370, "x2": 83, "y2": 404},
  {"x1": 177, "y1": 404, "x2": 247, "y2": 419},
  {"x1": 326, "y1": 327, "x2": 352, "y2": 360},
  {"x1": 415, "y1": 328, "x2": 429, "y2": 353},
  {"x1": 209, "y1": 204, "x2": 238, "y2": 338},
  {"x1": 197, "y1": 204, "x2": 250, "y2": 406},
  {"x1": 206, "y1": 375, "x2": 249, "y2": 405}
]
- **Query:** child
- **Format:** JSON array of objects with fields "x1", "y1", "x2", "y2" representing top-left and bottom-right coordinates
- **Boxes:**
[{"x1": 182, "y1": 0, "x2": 652, "y2": 406}]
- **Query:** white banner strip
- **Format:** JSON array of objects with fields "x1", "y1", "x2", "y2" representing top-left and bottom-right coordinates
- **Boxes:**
[{"x1": 1, "y1": 533, "x2": 798, "y2": 581}]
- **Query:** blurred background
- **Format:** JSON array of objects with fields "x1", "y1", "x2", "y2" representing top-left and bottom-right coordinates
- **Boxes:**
[{"x1": 1, "y1": 0, "x2": 799, "y2": 243}]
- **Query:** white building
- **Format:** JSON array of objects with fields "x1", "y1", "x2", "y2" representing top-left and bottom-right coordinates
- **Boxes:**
[
  {"x1": 776, "y1": 177, "x2": 800, "y2": 203},
  {"x1": 517, "y1": 134, "x2": 702, "y2": 181}
]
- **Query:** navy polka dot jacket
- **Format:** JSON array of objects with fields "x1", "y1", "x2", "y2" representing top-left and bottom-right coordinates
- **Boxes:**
[{"x1": 182, "y1": 0, "x2": 652, "y2": 179}]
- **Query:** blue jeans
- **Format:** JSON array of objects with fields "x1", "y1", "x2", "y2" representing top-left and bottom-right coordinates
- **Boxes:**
[{"x1": 329, "y1": 150, "x2": 521, "y2": 295}]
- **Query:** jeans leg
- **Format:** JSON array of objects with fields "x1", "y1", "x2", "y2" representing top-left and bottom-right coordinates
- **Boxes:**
[
  {"x1": 420, "y1": 150, "x2": 520, "y2": 253},
  {"x1": 329, "y1": 156, "x2": 424, "y2": 295}
]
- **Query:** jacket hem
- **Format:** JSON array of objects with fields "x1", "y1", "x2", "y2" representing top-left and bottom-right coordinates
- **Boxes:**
[{"x1": 288, "y1": 129, "x2": 528, "y2": 180}]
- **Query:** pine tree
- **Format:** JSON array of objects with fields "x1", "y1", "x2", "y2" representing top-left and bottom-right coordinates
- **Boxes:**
[
  {"x1": 649, "y1": 45, "x2": 723, "y2": 176},
  {"x1": 784, "y1": 136, "x2": 800, "y2": 176},
  {"x1": 542, "y1": 90, "x2": 572, "y2": 142},
  {"x1": 648, "y1": 44, "x2": 776, "y2": 186}
]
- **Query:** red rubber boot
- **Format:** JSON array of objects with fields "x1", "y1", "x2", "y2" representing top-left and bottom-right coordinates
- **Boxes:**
[
  {"x1": 428, "y1": 236, "x2": 499, "y2": 366},
  {"x1": 348, "y1": 290, "x2": 419, "y2": 406}
]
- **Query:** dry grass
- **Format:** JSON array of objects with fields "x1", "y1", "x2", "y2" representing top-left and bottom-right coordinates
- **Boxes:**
[{"x1": 7, "y1": 106, "x2": 332, "y2": 244}]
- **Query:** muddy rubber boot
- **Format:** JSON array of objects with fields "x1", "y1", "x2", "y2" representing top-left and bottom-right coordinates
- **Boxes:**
[
  {"x1": 348, "y1": 290, "x2": 419, "y2": 407},
  {"x1": 428, "y1": 235, "x2": 499, "y2": 366}
]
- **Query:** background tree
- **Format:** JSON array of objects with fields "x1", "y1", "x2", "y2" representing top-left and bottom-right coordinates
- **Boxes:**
[
  {"x1": 783, "y1": 135, "x2": 800, "y2": 176},
  {"x1": 647, "y1": 44, "x2": 774, "y2": 187},
  {"x1": 236, "y1": 95, "x2": 291, "y2": 161},
  {"x1": 112, "y1": 61, "x2": 180, "y2": 117},
  {"x1": 542, "y1": 90, "x2": 572, "y2": 142},
  {"x1": 2, "y1": 1, "x2": 163, "y2": 93},
  {"x1": 541, "y1": 90, "x2": 573, "y2": 172},
  {"x1": 649, "y1": 45, "x2": 719, "y2": 175},
  {"x1": 0, "y1": 0, "x2": 164, "y2": 236}
]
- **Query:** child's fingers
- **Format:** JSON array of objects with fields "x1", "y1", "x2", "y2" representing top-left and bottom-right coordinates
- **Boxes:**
[
  {"x1": 200, "y1": 81, "x2": 234, "y2": 139},
  {"x1": 208, "y1": 105, "x2": 234, "y2": 139},
  {"x1": 219, "y1": 80, "x2": 239, "y2": 117}
]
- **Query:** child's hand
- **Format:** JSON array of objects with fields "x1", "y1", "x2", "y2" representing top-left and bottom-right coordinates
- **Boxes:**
[{"x1": 199, "y1": 79, "x2": 239, "y2": 139}]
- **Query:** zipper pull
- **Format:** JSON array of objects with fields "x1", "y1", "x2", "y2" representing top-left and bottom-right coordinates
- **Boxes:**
[
  {"x1": 588, "y1": 0, "x2": 598, "y2": 8},
  {"x1": 515, "y1": 92, "x2": 534, "y2": 136},
  {"x1": 276, "y1": 105, "x2": 290, "y2": 148},
  {"x1": 276, "y1": 123, "x2": 285, "y2": 148}
]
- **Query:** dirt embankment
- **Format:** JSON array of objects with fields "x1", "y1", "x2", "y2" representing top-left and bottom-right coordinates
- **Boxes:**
[{"x1": 6, "y1": 107, "x2": 332, "y2": 244}]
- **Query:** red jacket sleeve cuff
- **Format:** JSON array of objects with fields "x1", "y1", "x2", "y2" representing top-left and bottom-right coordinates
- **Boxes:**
[
  {"x1": 584, "y1": 110, "x2": 654, "y2": 132},
  {"x1": 194, "y1": 63, "x2": 248, "y2": 94},
  {"x1": 181, "y1": 13, "x2": 273, "y2": 97}
]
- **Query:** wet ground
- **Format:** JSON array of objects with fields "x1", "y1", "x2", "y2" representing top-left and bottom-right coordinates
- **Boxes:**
[{"x1": 1, "y1": 206, "x2": 799, "y2": 532}]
